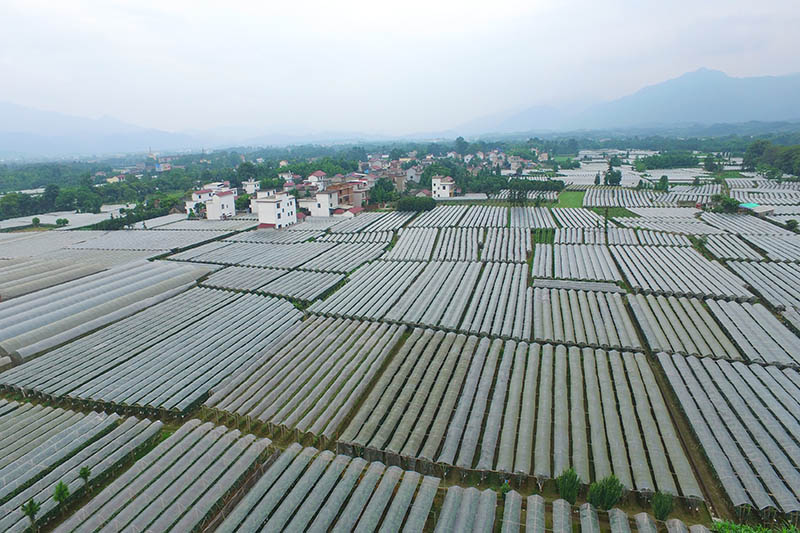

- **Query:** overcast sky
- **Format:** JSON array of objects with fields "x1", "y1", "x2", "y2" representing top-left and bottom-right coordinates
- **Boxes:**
[{"x1": 1, "y1": 0, "x2": 799, "y2": 136}]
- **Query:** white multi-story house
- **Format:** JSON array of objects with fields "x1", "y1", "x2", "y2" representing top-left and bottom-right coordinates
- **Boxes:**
[
  {"x1": 205, "y1": 190, "x2": 236, "y2": 220},
  {"x1": 256, "y1": 191, "x2": 297, "y2": 229},
  {"x1": 249, "y1": 189, "x2": 278, "y2": 215},
  {"x1": 310, "y1": 190, "x2": 338, "y2": 217},
  {"x1": 432, "y1": 175, "x2": 455, "y2": 199}
]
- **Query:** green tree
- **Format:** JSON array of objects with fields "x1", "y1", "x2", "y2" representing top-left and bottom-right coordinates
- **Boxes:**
[
  {"x1": 389, "y1": 148, "x2": 406, "y2": 161},
  {"x1": 652, "y1": 491, "x2": 673, "y2": 521},
  {"x1": 785, "y1": 219, "x2": 798, "y2": 231},
  {"x1": 656, "y1": 175, "x2": 669, "y2": 191},
  {"x1": 53, "y1": 481, "x2": 70, "y2": 513},
  {"x1": 79, "y1": 466, "x2": 91, "y2": 485},
  {"x1": 594, "y1": 173, "x2": 600, "y2": 186},
  {"x1": 587, "y1": 475, "x2": 624, "y2": 510},
  {"x1": 609, "y1": 155, "x2": 622, "y2": 167},
  {"x1": 371, "y1": 178, "x2": 396, "y2": 205},
  {"x1": 31, "y1": 217, "x2": 40, "y2": 227},
  {"x1": 21, "y1": 498, "x2": 40, "y2": 532},
  {"x1": 703, "y1": 155, "x2": 718, "y2": 172},
  {"x1": 56, "y1": 218, "x2": 69, "y2": 227},
  {"x1": 455, "y1": 136, "x2": 469, "y2": 155},
  {"x1": 555, "y1": 468, "x2": 580, "y2": 505}
]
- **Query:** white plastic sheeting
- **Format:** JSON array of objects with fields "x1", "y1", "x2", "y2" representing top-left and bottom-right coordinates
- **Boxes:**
[
  {"x1": 0, "y1": 260, "x2": 212, "y2": 362},
  {"x1": 55, "y1": 419, "x2": 269, "y2": 532},
  {"x1": 0, "y1": 288, "x2": 302, "y2": 412}
]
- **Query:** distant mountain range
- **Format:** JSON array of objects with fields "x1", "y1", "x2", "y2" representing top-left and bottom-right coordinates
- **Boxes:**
[
  {"x1": 2, "y1": 68, "x2": 800, "y2": 158},
  {"x1": 458, "y1": 68, "x2": 800, "y2": 135}
]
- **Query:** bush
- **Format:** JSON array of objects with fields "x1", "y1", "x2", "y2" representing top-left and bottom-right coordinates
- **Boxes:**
[
  {"x1": 785, "y1": 219, "x2": 798, "y2": 231},
  {"x1": 652, "y1": 491, "x2": 673, "y2": 520},
  {"x1": 555, "y1": 468, "x2": 580, "y2": 504},
  {"x1": 55, "y1": 218, "x2": 69, "y2": 226},
  {"x1": 587, "y1": 475, "x2": 624, "y2": 510},
  {"x1": 31, "y1": 217, "x2": 40, "y2": 226},
  {"x1": 396, "y1": 196, "x2": 436, "y2": 212},
  {"x1": 500, "y1": 480, "x2": 511, "y2": 496}
]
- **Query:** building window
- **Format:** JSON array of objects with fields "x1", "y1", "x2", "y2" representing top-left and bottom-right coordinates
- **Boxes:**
[{"x1": 277, "y1": 213, "x2": 281, "y2": 219}]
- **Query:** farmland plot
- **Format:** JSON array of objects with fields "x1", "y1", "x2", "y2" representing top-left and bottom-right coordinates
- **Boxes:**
[
  {"x1": 460, "y1": 262, "x2": 531, "y2": 339},
  {"x1": 741, "y1": 235, "x2": 800, "y2": 261},
  {"x1": 386, "y1": 261, "x2": 483, "y2": 331},
  {"x1": 700, "y1": 212, "x2": 793, "y2": 235},
  {"x1": 727, "y1": 261, "x2": 800, "y2": 310},
  {"x1": 460, "y1": 205, "x2": 508, "y2": 227},
  {"x1": 532, "y1": 288, "x2": 641, "y2": 350},
  {"x1": 384, "y1": 227, "x2": 437, "y2": 261},
  {"x1": 433, "y1": 228, "x2": 481, "y2": 261},
  {"x1": 583, "y1": 188, "x2": 671, "y2": 208},
  {"x1": 0, "y1": 402, "x2": 162, "y2": 533},
  {"x1": 224, "y1": 229, "x2": 323, "y2": 243},
  {"x1": 659, "y1": 353, "x2": 800, "y2": 515},
  {"x1": 408, "y1": 205, "x2": 469, "y2": 228},
  {"x1": 628, "y1": 294, "x2": 740, "y2": 360},
  {"x1": 204, "y1": 316, "x2": 405, "y2": 439},
  {"x1": 287, "y1": 216, "x2": 343, "y2": 231},
  {"x1": 552, "y1": 208, "x2": 604, "y2": 228},
  {"x1": 340, "y1": 335, "x2": 700, "y2": 498},
  {"x1": 200, "y1": 265, "x2": 287, "y2": 291},
  {"x1": 155, "y1": 218, "x2": 257, "y2": 231},
  {"x1": 532, "y1": 244, "x2": 621, "y2": 282},
  {"x1": 637, "y1": 230, "x2": 692, "y2": 246},
  {"x1": 702, "y1": 235, "x2": 764, "y2": 260},
  {"x1": 704, "y1": 299, "x2": 800, "y2": 366},
  {"x1": 0, "y1": 288, "x2": 302, "y2": 413},
  {"x1": 615, "y1": 217, "x2": 722, "y2": 235},
  {"x1": 0, "y1": 260, "x2": 211, "y2": 363},
  {"x1": 509, "y1": 207, "x2": 556, "y2": 229},
  {"x1": 67, "y1": 229, "x2": 232, "y2": 251},
  {"x1": 215, "y1": 444, "x2": 439, "y2": 532},
  {"x1": 435, "y1": 486, "x2": 497, "y2": 533},
  {"x1": 55, "y1": 419, "x2": 270, "y2": 532},
  {"x1": 481, "y1": 228, "x2": 530, "y2": 262},
  {"x1": 309, "y1": 261, "x2": 426, "y2": 319},
  {"x1": 328, "y1": 212, "x2": 388, "y2": 233},
  {"x1": 319, "y1": 231, "x2": 393, "y2": 243},
  {"x1": 300, "y1": 242, "x2": 387, "y2": 272},
  {"x1": 167, "y1": 241, "x2": 336, "y2": 268},
  {"x1": 611, "y1": 245, "x2": 752, "y2": 300}
]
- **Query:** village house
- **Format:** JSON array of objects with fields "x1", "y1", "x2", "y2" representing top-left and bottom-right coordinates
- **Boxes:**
[
  {"x1": 242, "y1": 178, "x2": 260, "y2": 195},
  {"x1": 205, "y1": 190, "x2": 236, "y2": 220},
  {"x1": 256, "y1": 191, "x2": 297, "y2": 228},
  {"x1": 432, "y1": 175, "x2": 455, "y2": 199}
]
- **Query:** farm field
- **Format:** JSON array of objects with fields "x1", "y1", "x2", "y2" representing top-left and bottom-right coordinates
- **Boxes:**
[{"x1": 1, "y1": 195, "x2": 799, "y2": 531}]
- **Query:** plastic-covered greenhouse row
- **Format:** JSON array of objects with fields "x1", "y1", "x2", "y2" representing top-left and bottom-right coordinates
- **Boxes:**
[
  {"x1": 482, "y1": 228, "x2": 531, "y2": 262},
  {"x1": 552, "y1": 208, "x2": 605, "y2": 228},
  {"x1": 224, "y1": 228, "x2": 324, "y2": 243},
  {"x1": 0, "y1": 287, "x2": 302, "y2": 413},
  {"x1": 55, "y1": 419, "x2": 270, "y2": 533},
  {"x1": 532, "y1": 244, "x2": 621, "y2": 282},
  {"x1": 165, "y1": 240, "x2": 337, "y2": 268},
  {"x1": 311, "y1": 260, "x2": 532, "y2": 340},
  {"x1": 460, "y1": 205, "x2": 508, "y2": 227},
  {"x1": 610, "y1": 245, "x2": 753, "y2": 300},
  {"x1": 702, "y1": 234, "x2": 764, "y2": 260},
  {"x1": 338, "y1": 332, "x2": 701, "y2": 501},
  {"x1": 509, "y1": 207, "x2": 556, "y2": 229},
  {"x1": 384, "y1": 227, "x2": 438, "y2": 261},
  {"x1": 485, "y1": 493, "x2": 712, "y2": 533},
  {"x1": 215, "y1": 444, "x2": 439, "y2": 532},
  {"x1": 408, "y1": 205, "x2": 470, "y2": 228},
  {"x1": 658, "y1": 352, "x2": 800, "y2": 516},
  {"x1": 0, "y1": 400, "x2": 162, "y2": 533},
  {"x1": 741, "y1": 234, "x2": 800, "y2": 261},
  {"x1": 614, "y1": 216, "x2": 721, "y2": 235},
  {"x1": 726, "y1": 260, "x2": 800, "y2": 310},
  {"x1": 583, "y1": 188, "x2": 672, "y2": 208},
  {"x1": 0, "y1": 260, "x2": 212, "y2": 363},
  {"x1": 204, "y1": 316, "x2": 406, "y2": 439}
]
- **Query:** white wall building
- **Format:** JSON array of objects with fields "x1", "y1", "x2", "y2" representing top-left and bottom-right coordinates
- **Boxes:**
[
  {"x1": 185, "y1": 182, "x2": 236, "y2": 215},
  {"x1": 242, "y1": 178, "x2": 261, "y2": 195},
  {"x1": 206, "y1": 190, "x2": 236, "y2": 220},
  {"x1": 256, "y1": 191, "x2": 297, "y2": 228},
  {"x1": 310, "y1": 190, "x2": 339, "y2": 217},
  {"x1": 249, "y1": 189, "x2": 277, "y2": 215},
  {"x1": 432, "y1": 176, "x2": 455, "y2": 199}
]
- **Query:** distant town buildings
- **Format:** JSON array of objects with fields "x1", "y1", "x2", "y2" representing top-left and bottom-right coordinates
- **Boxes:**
[{"x1": 185, "y1": 181, "x2": 237, "y2": 219}]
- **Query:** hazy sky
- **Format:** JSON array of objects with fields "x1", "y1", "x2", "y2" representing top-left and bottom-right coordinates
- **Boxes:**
[{"x1": 2, "y1": 0, "x2": 799, "y2": 135}]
